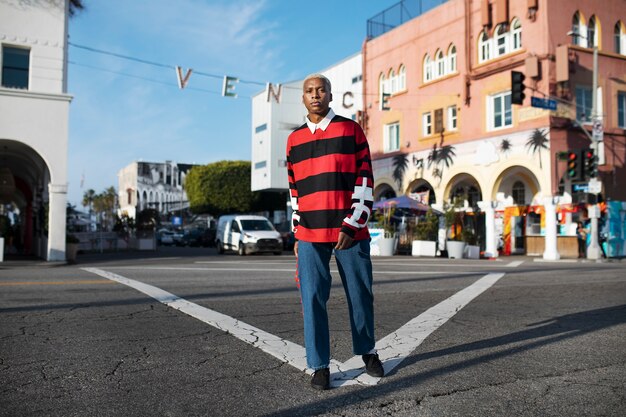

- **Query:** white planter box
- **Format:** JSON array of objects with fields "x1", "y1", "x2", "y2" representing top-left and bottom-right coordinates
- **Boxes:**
[
  {"x1": 138, "y1": 238, "x2": 156, "y2": 251},
  {"x1": 374, "y1": 237, "x2": 397, "y2": 256},
  {"x1": 464, "y1": 244, "x2": 480, "y2": 259},
  {"x1": 412, "y1": 240, "x2": 437, "y2": 257},
  {"x1": 447, "y1": 241, "x2": 465, "y2": 259}
]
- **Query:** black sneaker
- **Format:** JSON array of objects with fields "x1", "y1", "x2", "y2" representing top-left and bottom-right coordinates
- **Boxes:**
[
  {"x1": 311, "y1": 368, "x2": 330, "y2": 390},
  {"x1": 362, "y1": 353, "x2": 384, "y2": 377}
]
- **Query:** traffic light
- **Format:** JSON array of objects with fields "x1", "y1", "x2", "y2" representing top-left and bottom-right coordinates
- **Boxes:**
[
  {"x1": 566, "y1": 150, "x2": 582, "y2": 181},
  {"x1": 583, "y1": 148, "x2": 598, "y2": 179},
  {"x1": 511, "y1": 71, "x2": 526, "y2": 105}
]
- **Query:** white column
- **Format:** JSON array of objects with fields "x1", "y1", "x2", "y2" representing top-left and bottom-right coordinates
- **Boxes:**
[
  {"x1": 478, "y1": 201, "x2": 498, "y2": 258},
  {"x1": 47, "y1": 183, "x2": 68, "y2": 261},
  {"x1": 586, "y1": 204, "x2": 602, "y2": 259},
  {"x1": 542, "y1": 197, "x2": 560, "y2": 261}
]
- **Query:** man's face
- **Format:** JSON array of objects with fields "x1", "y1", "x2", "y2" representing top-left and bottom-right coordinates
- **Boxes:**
[{"x1": 302, "y1": 78, "x2": 332, "y2": 118}]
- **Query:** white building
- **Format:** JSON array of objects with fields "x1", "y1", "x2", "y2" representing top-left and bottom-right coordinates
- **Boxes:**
[
  {"x1": 117, "y1": 160, "x2": 196, "y2": 219},
  {"x1": 0, "y1": 0, "x2": 71, "y2": 261},
  {"x1": 251, "y1": 52, "x2": 364, "y2": 193}
]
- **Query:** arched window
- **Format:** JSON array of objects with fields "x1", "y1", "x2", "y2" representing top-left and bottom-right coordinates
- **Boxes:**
[
  {"x1": 512, "y1": 181, "x2": 526, "y2": 205},
  {"x1": 423, "y1": 54, "x2": 432, "y2": 82},
  {"x1": 378, "y1": 72, "x2": 386, "y2": 95},
  {"x1": 511, "y1": 18, "x2": 522, "y2": 50},
  {"x1": 398, "y1": 64, "x2": 406, "y2": 91},
  {"x1": 588, "y1": 15, "x2": 598, "y2": 48},
  {"x1": 447, "y1": 44, "x2": 457, "y2": 73},
  {"x1": 615, "y1": 21, "x2": 626, "y2": 55},
  {"x1": 389, "y1": 68, "x2": 397, "y2": 93},
  {"x1": 435, "y1": 50, "x2": 445, "y2": 77},
  {"x1": 495, "y1": 24, "x2": 508, "y2": 56},
  {"x1": 479, "y1": 31, "x2": 491, "y2": 62},
  {"x1": 572, "y1": 12, "x2": 587, "y2": 47}
]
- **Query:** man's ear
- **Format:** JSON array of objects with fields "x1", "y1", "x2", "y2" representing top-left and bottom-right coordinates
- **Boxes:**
[{"x1": 330, "y1": 93, "x2": 333, "y2": 102}]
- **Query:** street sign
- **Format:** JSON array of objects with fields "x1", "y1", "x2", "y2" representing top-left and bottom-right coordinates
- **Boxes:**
[
  {"x1": 172, "y1": 216, "x2": 182, "y2": 226},
  {"x1": 592, "y1": 118, "x2": 603, "y2": 142},
  {"x1": 572, "y1": 183, "x2": 589, "y2": 192},
  {"x1": 531, "y1": 96, "x2": 557, "y2": 111},
  {"x1": 588, "y1": 178, "x2": 602, "y2": 194}
]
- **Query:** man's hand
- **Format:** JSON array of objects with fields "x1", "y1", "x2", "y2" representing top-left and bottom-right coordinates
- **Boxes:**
[
  {"x1": 294, "y1": 241, "x2": 298, "y2": 258},
  {"x1": 335, "y1": 232, "x2": 353, "y2": 250}
]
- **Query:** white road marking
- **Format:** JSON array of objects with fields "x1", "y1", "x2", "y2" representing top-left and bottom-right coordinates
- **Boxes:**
[
  {"x1": 83, "y1": 267, "x2": 505, "y2": 388},
  {"x1": 506, "y1": 261, "x2": 524, "y2": 267},
  {"x1": 100, "y1": 266, "x2": 476, "y2": 275}
]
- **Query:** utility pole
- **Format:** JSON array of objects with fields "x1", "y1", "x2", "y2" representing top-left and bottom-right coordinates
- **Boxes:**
[{"x1": 587, "y1": 45, "x2": 602, "y2": 260}]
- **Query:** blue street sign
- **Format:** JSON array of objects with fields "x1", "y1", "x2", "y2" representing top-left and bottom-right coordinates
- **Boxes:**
[
  {"x1": 172, "y1": 216, "x2": 182, "y2": 226},
  {"x1": 531, "y1": 96, "x2": 557, "y2": 111},
  {"x1": 573, "y1": 183, "x2": 589, "y2": 192}
]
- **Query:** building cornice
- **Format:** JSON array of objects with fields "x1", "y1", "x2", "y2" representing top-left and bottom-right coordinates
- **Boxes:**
[{"x1": 0, "y1": 88, "x2": 73, "y2": 102}]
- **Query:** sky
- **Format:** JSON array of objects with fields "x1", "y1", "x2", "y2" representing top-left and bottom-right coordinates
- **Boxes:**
[{"x1": 66, "y1": 0, "x2": 401, "y2": 207}]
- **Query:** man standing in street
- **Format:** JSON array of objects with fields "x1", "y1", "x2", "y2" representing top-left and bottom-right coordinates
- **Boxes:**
[{"x1": 286, "y1": 74, "x2": 383, "y2": 390}]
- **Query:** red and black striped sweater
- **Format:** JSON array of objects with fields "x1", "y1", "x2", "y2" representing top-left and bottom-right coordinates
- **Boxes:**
[{"x1": 286, "y1": 110, "x2": 374, "y2": 243}]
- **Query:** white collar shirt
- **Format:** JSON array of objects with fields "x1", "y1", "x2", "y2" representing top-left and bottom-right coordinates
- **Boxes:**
[{"x1": 306, "y1": 108, "x2": 335, "y2": 134}]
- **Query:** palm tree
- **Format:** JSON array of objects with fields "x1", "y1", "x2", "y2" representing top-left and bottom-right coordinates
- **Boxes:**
[
  {"x1": 82, "y1": 189, "x2": 95, "y2": 213},
  {"x1": 392, "y1": 154, "x2": 409, "y2": 190},
  {"x1": 525, "y1": 128, "x2": 549, "y2": 169},
  {"x1": 500, "y1": 138, "x2": 512, "y2": 154}
]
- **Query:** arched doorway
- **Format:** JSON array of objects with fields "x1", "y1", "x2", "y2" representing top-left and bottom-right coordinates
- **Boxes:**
[
  {"x1": 407, "y1": 179, "x2": 436, "y2": 205},
  {"x1": 446, "y1": 174, "x2": 482, "y2": 208},
  {"x1": 0, "y1": 140, "x2": 52, "y2": 259},
  {"x1": 374, "y1": 183, "x2": 396, "y2": 201}
]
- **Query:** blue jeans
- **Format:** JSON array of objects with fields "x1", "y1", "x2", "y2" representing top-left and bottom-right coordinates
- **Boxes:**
[{"x1": 297, "y1": 239, "x2": 375, "y2": 370}]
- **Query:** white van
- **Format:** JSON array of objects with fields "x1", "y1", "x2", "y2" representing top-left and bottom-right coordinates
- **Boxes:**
[{"x1": 215, "y1": 215, "x2": 283, "y2": 256}]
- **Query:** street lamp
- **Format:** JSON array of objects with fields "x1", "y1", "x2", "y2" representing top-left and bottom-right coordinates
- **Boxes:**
[{"x1": 567, "y1": 30, "x2": 603, "y2": 260}]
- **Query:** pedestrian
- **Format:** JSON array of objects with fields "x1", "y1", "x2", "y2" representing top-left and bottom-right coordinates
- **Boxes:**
[
  {"x1": 286, "y1": 74, "x2": 383, "y2": 390},
  {"x1": 576, "y1": 221, "x2": 587, "y2": 258}
]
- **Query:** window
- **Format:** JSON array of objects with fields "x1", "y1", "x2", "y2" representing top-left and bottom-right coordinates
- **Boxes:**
[
  {"x1": 255, "y1": 123, "x2": 267, "y2": 133},
  {"x1": 384, "y1": 122, "x2": 400, "y2": 152},
  {"x1": 575, "y1": 85, "x2": 592, "y2": 122},
  {"x1": 572, "y1": 12, "x2": 587, "y2": 47},
  {"x1": 435, "y1": 50, "x2": 445, "y2": 78},
  {"x1": 588, "y1": 16, "x2": 598, "y2": 48},
  {"x1": 615, "y1": 21, "x2": 625, "y2": 55},
  {"x1": 618, "y1": 91, "x2": 626, "y2": 128},
  {"x1": 423, "y1": 55, "x2": 432, "y2": 82},
  {"x1": 511, "y1": 18, "x2": 522, "y2": 51},
  {"x1": 512, "y1": 181, "x2": 526, "y2": 205},
  {"x1": 495, "y1": 25, "x2": 508, "y2": 56},
  {"x1": 398, "y1": 65, "x2": 406, "y2": 91},
  {"x1": 389, "y1": 69, "x2": 397, "y2": 93},
  {"x1": 1, "y1": 46, "x2": 30, "y2": 89},
  {"x1": 422, "y1": 112, "x2": 432, "y2": 136},
  {"x1": 489, "y1": 91, "x2": 512, "y2": 130},
  {"x1": 351, "y1": 74, "x2": 362, "y2": 84},
  {"x1": 379, "y1": 73, "x2": 386, "y2": 95},
  {"x1": 447, "y1": 45, "x2": 457, "y2": 73},
  {"x1": 434, "y1": 108, "x2": 444, "y2": 133},
  {"x1": 447, "y1": 105, "x2": 458, "y2": 131},
  {"x1": 479, "y1": 31, "x2": 491, "y2": 62},
  {"x1": 254, "y1": 161, "x2": 267, "y2": 169}
]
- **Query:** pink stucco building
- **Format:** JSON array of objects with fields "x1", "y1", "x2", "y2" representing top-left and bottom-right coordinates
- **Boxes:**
[{"x1": 362, "y1": 0, "x2": 626, "y2": 257}]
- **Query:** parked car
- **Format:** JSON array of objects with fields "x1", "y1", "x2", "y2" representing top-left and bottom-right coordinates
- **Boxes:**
[
  {"x1": 215, "y1": 214, "x2": 282, "y2": 256},
  {"x1": 171, "y1": 229, "x2": 184, "y2": 246},
  {"x1": 180, "y1": 228, "x2": 214, "y2": 247},
  {"x1": 275, "y1": 221, "x2": 295, "y2": 251},
  {"x1": 157, "y1": 229, "x2": 175, "y2": 246}
]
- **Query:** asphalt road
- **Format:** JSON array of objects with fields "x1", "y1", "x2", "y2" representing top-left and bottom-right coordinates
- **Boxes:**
[{"x1": 1, "y1": 248, "x2": 625, "y2": 416}]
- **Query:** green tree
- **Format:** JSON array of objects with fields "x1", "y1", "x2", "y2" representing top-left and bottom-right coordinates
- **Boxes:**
[
  {"x1": 92, "y1": 187, "x2": 117, "y2": 230},
  {"x1": 525, "y1": 128, "x2": 549, "y2": 169},
  {"x1": 185, "y1": 160, "x2": 258, "y2": 216},
  {"x1": 82, "y1": 189, "x2": 95, "y2": 216}
]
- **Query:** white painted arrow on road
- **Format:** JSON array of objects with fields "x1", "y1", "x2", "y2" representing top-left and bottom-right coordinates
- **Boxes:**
[{"x1": 84, "y1": 267, "x2": 504, "y2": 388}]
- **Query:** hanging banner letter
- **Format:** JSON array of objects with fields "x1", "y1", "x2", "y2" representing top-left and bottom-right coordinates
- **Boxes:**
[
  {"x1": 222, "y1": 76, "x2": 239, "y2": 98},
  {"x1": 175, "y1": 66, "x2": 193, "y2": 89},
  {"x1": 380, "y1": 92, "x2": 390, "y2": 111},
  {"x1": 266, "y1": 83, "x2": 282, "y2": 103},
  {"x1": 342, "y1": 91, "x2": 354, "y2": 109}
]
